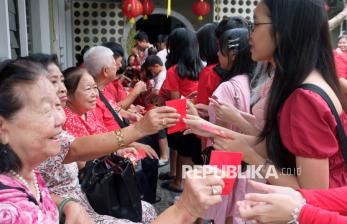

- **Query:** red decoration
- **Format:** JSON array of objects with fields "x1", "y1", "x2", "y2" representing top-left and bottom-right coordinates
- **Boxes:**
[
  {"x1": 141, "y1": 0, "x2": 155, "y2": 20},
  {"x1": 192, "y1": 0, "x2": 211, "y2": 21},
  {"x1": 122, "y1": 0, "x2": 143, "y2": 24}
]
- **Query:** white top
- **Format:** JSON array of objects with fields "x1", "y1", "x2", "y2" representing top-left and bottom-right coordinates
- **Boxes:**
[
  {"x1": 156, "y1": 49, "x2": 167, "y2": 66},
  {"x1": 153, "y1": 70, "x2": 166, "y2": 91}
]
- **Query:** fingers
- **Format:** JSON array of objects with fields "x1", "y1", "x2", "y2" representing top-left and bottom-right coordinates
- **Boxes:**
[
  {"x1": 245, "y1": 193, "x2": 279, "y2": 204},
  {"x1": 146, "y1": 147, "x2": 159, "y2": 159},
  {"x1": 209, "y1": 97, "x2": 220, "y2": 107},
  {"x1": 248, "y1": 180, "x2": 278, "y2": 193},
  {"x1": 183, "y1": 129, "x2": 193, "y2": 135},
  {"x1": 185, "y1": 114, "x2": 200, "y2": 120},
  {"x1": 154, "y1": 106, "x2": 177, "y2": 114},
  {"x1": 164, "y1": 118, "x2": 181, "y2": 127}
]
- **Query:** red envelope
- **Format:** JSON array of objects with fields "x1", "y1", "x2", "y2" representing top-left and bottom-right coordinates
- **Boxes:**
[
  {"x1": 209, "y1": 151, "x2": 243, "y2": 195},
  {"x1": 165, "y1": 98, "x2": 187, "y2": 134}
]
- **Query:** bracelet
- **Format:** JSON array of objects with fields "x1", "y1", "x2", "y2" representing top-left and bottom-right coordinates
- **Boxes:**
[
  {"x1": 288, "y1": 198, "x2": 306, "y2": 224},
  {"x1": 58, "y1": 197, "x2": 78, "y2": 221},
  {"x1": 260, "y1": 159, "x2": 273, "y2": 177},
  {"x1": 115, "y1": 129, "x2": 126, "y2": 148}
]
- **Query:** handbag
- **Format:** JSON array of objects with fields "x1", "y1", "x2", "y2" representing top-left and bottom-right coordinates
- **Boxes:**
[
  {"x1": 79, "y1": 154, "x2": 143, "y2": 222},
  {"x1": 299, "y1": 84, "x2": 347, "y2": 166}
]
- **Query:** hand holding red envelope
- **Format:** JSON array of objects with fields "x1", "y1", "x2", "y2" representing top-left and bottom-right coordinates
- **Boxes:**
[
  {"x1": 209, "y1": 151, "x2": 243, "y2": 195},
  {"x1": 165, "y1": 98, "x2": 187, "y2": 134}
]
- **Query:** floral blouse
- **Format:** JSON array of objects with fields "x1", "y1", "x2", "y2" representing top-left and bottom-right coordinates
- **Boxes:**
[
  {"x1": 38, "y1": 131, "x2": 156, "y2": 223},
  {"x1": 0, "y1": 170, "x2": 58, "y2": 224}
]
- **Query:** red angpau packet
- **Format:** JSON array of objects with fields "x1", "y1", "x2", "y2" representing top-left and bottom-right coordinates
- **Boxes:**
[
  {"x1": 165, "y1": 98, "x2": 187, "y2": 134},
  {"x1": 209, "y1": 151, "x2": 243, "y2": 195}
]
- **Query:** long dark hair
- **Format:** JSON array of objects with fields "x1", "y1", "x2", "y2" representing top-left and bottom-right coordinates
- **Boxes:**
[
  {"x1": 197, "y1": 23, "x2": 219, "y2": 65},
  {"x1": 218, "y1": 28, "x2": 255, "y2": 82},
  {"x1": 0, "y1": 59, "x2": 46, "y2": 173},
  {"x1": 259, "y1": 0, "x2": 347, "y2": 170},
  {"x1": 166, "y1": 28, "x2": 203, "y2": 80}
]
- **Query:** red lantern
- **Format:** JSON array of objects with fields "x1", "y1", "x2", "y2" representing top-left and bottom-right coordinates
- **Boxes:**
[
  {"x1": 142, "y1": 0, "x2": 155, "y2": 20},
  {"x1": 122, "y1": 0, "x2": 143, "y2": 24},
  {"x1": 192, "y1": 0, "x2": 211, "y2": 21}
]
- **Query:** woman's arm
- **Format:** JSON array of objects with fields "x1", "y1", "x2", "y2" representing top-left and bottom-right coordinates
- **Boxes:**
[
  {"x1": 64, "y1": 107, "x2": 179, "y2": 163},
  {"x1": 50, "y1": 194, "x2": 93, "y2": 224},
  {"x1": 298, "y1": 187, "x2": 347, "y2": 215},
  {"x1": 118, "y1": 81, "x2": 147, "y2": 109},
  {"x1": 338, "y1": 78, "x2": 347, "y2": 95},
  {"x1": 300, "y1": 204, "x2": 347, "y2": 224},
  {"x1": 295, "y1": 157, "x2": 329, "y2": 189}
]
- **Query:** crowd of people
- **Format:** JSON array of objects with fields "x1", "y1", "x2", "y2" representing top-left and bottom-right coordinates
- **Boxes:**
[{"x1": 1, "y1": 0, "x2": 347, "y2": 223}]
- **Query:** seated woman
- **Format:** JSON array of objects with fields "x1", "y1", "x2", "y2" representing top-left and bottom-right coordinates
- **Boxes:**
[
  {"x1": 0, "y1": 59, "x2": 224, "y2": 223},
  {"x1": 22, "y1": 55, "x2": 156, "y2": 222}
]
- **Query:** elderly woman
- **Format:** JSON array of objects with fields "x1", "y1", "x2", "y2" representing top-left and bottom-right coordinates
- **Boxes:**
[
  {"x1": 83, "y1": 46, "x2": 161, "y2": 204},
  {"x1": 22, "y1": 54, "x2": 161, "y2": 223},
  {"x1": 0, "y1": 59, "x2": 224, "y2": 223},
  {"x1": 62, "y1": 66, "x2": 158, "y2": 222}
]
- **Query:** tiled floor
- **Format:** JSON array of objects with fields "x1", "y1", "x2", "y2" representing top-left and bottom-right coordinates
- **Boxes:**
[{"x1": 154, "y1": 165, "x2": 181, "y2": 214}]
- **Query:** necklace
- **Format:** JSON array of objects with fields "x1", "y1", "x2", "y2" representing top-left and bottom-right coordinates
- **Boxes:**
[{"x1": 9, "y1": 170, "x2": 40, "y2": 202}]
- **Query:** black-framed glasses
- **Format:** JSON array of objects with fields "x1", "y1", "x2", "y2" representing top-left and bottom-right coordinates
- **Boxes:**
[{"x1": 248, "y1": 21, "x2": 272, "y2": 32}]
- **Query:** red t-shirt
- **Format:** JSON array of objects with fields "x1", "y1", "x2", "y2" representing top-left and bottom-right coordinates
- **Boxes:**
[
  {"x1": 63, "y1": 107, "x2": 108, "y2": 137},
  {"x1": 159, "y1": 65, "x2": 198, "y2": 100},
  {"x1": 95, "y1": 89, "x2": 122, "y2": 132},
  {"x1": 196, "y1": 64, "x2": 222, "y2": 105},
  {"x1": 334, "y1": 50, "x2": 347, "y2": 79},
  {"x1": 279, "y1": 88, "x2": 347, "y2": 188},
  {"x1": 104, "y1": 79, "x2": 128, "y2": 103},
  {"x1": 299, "y1": 187, "x2": 347, "y2": 223}
]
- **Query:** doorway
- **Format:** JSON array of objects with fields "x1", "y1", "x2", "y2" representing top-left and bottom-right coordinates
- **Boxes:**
[{"x1": 135, "y1": 14, "x2": 185, "y2": 44}]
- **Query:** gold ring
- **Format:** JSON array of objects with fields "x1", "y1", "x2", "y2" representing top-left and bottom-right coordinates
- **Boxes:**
[{"x1": 161, "y1": 119, "x2": 167, "y2": 126}]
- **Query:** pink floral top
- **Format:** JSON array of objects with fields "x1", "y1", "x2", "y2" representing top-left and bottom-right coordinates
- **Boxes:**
[{"x1": 0, "y1": 170, "x2": 58, "y2": 224}]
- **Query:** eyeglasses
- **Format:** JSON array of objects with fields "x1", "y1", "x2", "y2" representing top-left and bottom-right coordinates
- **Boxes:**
[{"x1": 248, "y1": 21, "x2": 272, "y2": 32}]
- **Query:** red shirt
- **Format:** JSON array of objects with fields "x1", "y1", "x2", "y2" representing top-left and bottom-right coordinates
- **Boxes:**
[
  {"x1": 63, "y1": 107, "x2": 108, "y2": 137},
  {"x1": 159, "y1": 65, "x2": 199, "y2": 100},
  {"x1": 196, "y1": 64, "x2": 221, "y2": 105},
  {"x1": 95, "y1": 89, "x2": 122, "y2": 132},
  {"x1": 279, "y1": 88, "x2": 347, "y2": 188},
  {"x1": 299, "y1": 187, "x2": 347, "y2": 223},
  {"x1": 104, "y1": 79, "x2": 128, "y2": 103},
  {"x1": 334, "y1": 50, "x2": 347, "y2": 79}
]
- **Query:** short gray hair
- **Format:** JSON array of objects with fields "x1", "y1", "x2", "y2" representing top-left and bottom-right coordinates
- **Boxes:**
[{"x1": 83, "y1": 46, "x2": 114, "y2": 78}]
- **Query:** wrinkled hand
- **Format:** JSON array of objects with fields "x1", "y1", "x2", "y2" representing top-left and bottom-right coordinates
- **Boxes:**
[
  {"x1": 134, "y1": 106, "x2": 180, "y2": 136},
  {"x1": 130, "y1": 142, "x2": 159, "y2": 159},
  {"x1": 128, "y1": 104, "x2": 145, "y2": 114},
  {"x1": 134, "y1": 81, "x2": 147, "y2": 95},
  {"x1": 116, "y1": 147, "x2": 138, "y2": 157},
  {"x1": 183, "y1": 115, "x2": 220, "y2": 138},
  {"x1": 195, "y1": 104, "x2": 209, "y2": 118},
  {"x1": 175, "y1": 166, "x2": 224, "y2": 219},
  {"x1": 237, "y1": 181, "x2": 304, "y2": 223},
  {"x1": 210, "y1": 98, "x2": 242, "y2": 126},
  {"x1": 64, "y1": 201, "x2": 94, "y2": 224}
]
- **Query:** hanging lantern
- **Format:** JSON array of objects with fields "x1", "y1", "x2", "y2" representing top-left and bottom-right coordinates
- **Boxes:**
[
  {"x1": 142, "y1": 0, "x2": 155, "y2": 20},
  {"x1": 192, "y1": 0, "x2": 211, "y2": 21},
  {"x1": 122, "y1": 0, "x2": 143, "y2": 24}
]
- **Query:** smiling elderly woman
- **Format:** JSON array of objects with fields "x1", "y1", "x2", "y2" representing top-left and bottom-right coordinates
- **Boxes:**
[{"x1": 0, "y1": 59, "x2": 224, "y2": 223}]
